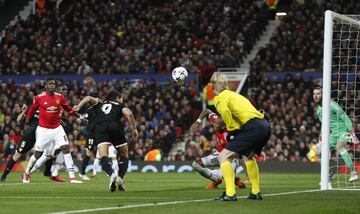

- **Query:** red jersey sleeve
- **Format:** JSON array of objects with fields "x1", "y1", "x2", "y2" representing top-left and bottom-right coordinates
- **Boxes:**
[
  {"x1": 26, "y1": 96, "x2": 39, "y2": 122},
  {"x1": 60, "y1": 96, "x2": 77, "y2": 117}
]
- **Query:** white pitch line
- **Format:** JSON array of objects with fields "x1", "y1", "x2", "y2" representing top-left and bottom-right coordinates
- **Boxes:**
[
  {"x1": 48, "y1": 189, "x2": 323, "y2": 214},
  {"x1": 0, "y1": 196, "x2": 164, "y2": 200}
]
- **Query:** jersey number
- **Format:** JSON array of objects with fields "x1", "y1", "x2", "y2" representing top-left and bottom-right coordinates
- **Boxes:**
[{"x1": 101, "y1": 104, "x2": 112, "y2": 114}]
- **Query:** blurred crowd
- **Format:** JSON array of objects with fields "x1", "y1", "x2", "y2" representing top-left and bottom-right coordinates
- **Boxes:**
[
  {"x1": 0, "y1": 0, "x2": 269, "y2": 85},
  {"x1": 251, "y1": 0, "x2": 360, "y2": 73}
]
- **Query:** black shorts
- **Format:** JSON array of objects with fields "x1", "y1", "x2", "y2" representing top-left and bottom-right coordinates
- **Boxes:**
[
  {"x1": 85, "y1": 130, "x2": 96, "y2": 151},
  {"x1": 95, "y1": 121, "x2": 127, "y2": 148},
  {"x1": 16, "y1": 124, "x2": 37, "y2": 154},
  {"x1": 225, "y1": 118, "x2": 271, "y2": 156}
]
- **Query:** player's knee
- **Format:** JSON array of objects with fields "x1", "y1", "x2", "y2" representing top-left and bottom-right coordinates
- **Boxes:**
[
  {"x1": 13, "y1": 152, "x2": 22, "y2": 161},
  {"x1": 192, "y1": 159, "x2": 204, "y2": 171},
  {"x1": 34, "y1": 151, "x2": 43, "y2": 159},
  {"x1": 60, "y1": 145, "x2": 70, "y2": 154}
]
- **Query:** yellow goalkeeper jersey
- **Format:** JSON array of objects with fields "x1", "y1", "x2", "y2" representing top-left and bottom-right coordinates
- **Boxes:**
[{"x1": 214, "y1": 89, "x2": 263, "y2": 131}]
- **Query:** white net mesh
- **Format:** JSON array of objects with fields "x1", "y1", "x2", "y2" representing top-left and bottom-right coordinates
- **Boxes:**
[{"x1": 330, "y1": 14, "x2": 360, "y2": 189}]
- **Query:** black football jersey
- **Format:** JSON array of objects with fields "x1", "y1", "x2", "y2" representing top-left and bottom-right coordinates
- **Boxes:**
[{"x1": 93, "y1": 100, "x2": 125, "y2": 125}]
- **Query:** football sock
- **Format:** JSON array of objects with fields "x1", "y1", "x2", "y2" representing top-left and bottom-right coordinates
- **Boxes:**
[
  {"x1": 31, "y1": 155, "x2": 49, "y2": 174},
  {"x1": 100, "y1": 156, "x2": 113, "y2": 176},
  {"x1": 339, "y1": 148, "x2": 355, "y2": 172},
  {"x1": 25, "y1": 155, "x2": 38, "y2": 174},
  {"x1": 220, "y1": 161, "x2": 236, "y2": 196},
  {"x1": 118, "y1": 156, "x2": 129, "y2": 178},
  {"x1": 192, "y1": 161, "x2": 222, "y2": 182},
  {"x1": 81, "y1": 155, "x2": 90, "y2": 175},
  {"x1": 93, "y1": 158, "x2": 100, "y2": 175},
  {"x1": 63, "y1": 153, "x2": 75, "y2": 178},
  {"x1": 112, "y1": 159, "x2": 119, "y2": 176},
  {"x1": 52, "y1": 152, "x2": 64, "y2": 177},
  {"x1": 1, "y1": 158, "x2": 16, "y2": 180},
  {"x1": 245, "y1": 159, "x2": 260, "y2": 195}
]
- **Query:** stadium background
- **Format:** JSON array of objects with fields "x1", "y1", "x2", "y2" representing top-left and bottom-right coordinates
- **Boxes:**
[{"x1": 0, "y1": 0, "x2": 359, "y2": 174}]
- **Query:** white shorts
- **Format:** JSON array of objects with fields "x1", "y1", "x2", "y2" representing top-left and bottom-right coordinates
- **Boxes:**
[
  {"x1": 201, "y1": 152, "x2": 239, "y2": 169},
  {"x1": 34, "y1": 126, "x2": 68, "y2": 152},
  {"x1": 96, "y1": 144, "x2": 117, "y2": 159}
]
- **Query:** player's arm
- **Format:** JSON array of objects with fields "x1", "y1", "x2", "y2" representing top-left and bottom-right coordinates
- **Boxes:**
[
  {"x1": 190, "y1": 108, "x2": 213, "y2": 133},
  {"x1": 122, "y1": 107, "x2": 138, "y2": 142},
  {"x1": 16, "y1": 104, "x2": 28, "y2": 122},
  {"x1": 25, "y1": 97, "x2": 39, "y2": 124},
  {"x1": 331, "y1": 102, "x2": 353, "y2": 131},
  {"x1": 73, "y1": 96, "x2": 99, "y2": 111},
  {"x1": 61, "y1": 96, "x2": 80, "y2": 118}
]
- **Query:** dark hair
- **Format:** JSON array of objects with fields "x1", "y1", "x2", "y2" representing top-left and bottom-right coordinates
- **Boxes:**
[
  {"x1": 58, "y1": 83, "x2": 68, "y2": 90},
  {"x1": 44, "y1": 77, "x2": 56, "y2": 88},
  {"x1": 313, "y1": 85, "x2": 322, "y2": 90},
  {"x1": 106, "y1": 90, "x2": 121, "y2": 101}
]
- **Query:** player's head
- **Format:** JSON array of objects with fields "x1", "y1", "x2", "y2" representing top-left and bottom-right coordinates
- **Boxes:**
[
  {"x1": 106, "y1": 90, "x2": 121, "y2": 102},
  {"x1": 58, "y1": 84, "x2": 68, "y2": 97},
  {"x1": 214, "y1": 116, "x2": 226, "y2": 132},
  {"x1": 45, "y1": 77, "x2": 56, "y2": 95},
  {"x1": 210, "y1": 73, "x2": 228, "y2": 95},
  {"x1": 313, "y1": 86, "x2": 322, "y2": 104}
]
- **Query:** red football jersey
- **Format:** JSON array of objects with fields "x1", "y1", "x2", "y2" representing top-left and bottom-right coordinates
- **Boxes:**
[
  {"x1": 26, "y1": 91, "x2": 76, "y2": 128},
  {"x1": 208, "y1": 113, "x2": 228, "y2": 152}
]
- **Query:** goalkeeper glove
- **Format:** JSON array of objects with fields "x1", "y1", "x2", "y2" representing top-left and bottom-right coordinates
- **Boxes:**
[{"x1": 346, "y1": 130, "x2": 359, "y2": 144}]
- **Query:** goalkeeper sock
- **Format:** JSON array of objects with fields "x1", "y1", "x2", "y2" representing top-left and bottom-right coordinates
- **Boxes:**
[
  {"x1": 220, "y1": 161, "x2": 236, "y2": 196},
  {"x1": 339, "y1": 148, "x2": 355, "y2": 172},
  {"x1": 245, "y1": 159, "x2": 260, "y2": 195},
  {"x1": 118, "y1": 156, "x2": 129, "y2": 178}
]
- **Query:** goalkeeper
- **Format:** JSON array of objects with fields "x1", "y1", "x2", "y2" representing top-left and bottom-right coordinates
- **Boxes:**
[{"x1": 313, "y1": 86, "x2": 358, "y2": 182}]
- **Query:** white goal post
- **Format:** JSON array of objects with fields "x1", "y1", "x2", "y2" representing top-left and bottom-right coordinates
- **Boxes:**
[{"x1": 321, "y1": 10, "x2": 360, "y2": 190}]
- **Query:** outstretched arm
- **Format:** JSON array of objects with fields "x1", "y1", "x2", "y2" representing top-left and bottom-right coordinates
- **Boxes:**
[
  {"x1": 190, "y1": 108, "x2": 213, "y2": 133},
  {"x1": 73, "y1": 96, "x2": 99, "y2": 111}
]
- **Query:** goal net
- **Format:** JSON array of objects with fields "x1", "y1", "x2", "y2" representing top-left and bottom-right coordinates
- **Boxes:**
[{"x1": 321, "y1": 10, "x2": 360, "y2": 190}]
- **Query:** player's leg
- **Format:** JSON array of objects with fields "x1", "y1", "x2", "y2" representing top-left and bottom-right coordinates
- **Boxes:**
[
  {"x1": 232, "y1": 159, "x2": 246, "y2": 189},
  {"x1": 192, "y1": 154, "x2": 222, "y2": 188},
  {"x1": 1, "y1": 151, "x2": 22, "y2": 181},
  {"x1": 92, "y1": 149, "x2": 100, "y2": 177},
  {"x1": 109, "y1": 145, "x2": 119, "y2": 176},
  {"x1": 117, "y1": 143, "x2": 128, "y2": 179},
  {"x1": 217, "y1": 149, "x2": 238, "y2": 199},
  {"x1": 79, "y1": 148, "x2": 92, "y2": 180},
  {"x1": 30, "y1": 148, "x2": 52, "y2": 174},
  {"x1": 55, "y1": 126, "x2": 82, "y2": 183},
  {"x1": 336, "y1": 135, "x2": 358, "y2": 182},
  {"x1": 244, "y1": 154, "x2": 261, "y2": 198},
  {"x1": 50, "y1": 150, "x2": 66, "y2": 182},
  {"x1": 245, "y1": 119, "x2": 271, "y2": 200},
  {"x1": 23, "y1": 126, "x2": 50, "y2": 183},
  {"x1": 1, "y1": 133, "x2": 36, "y2": 182}
]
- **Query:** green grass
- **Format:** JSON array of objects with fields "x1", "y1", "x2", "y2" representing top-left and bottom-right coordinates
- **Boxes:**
[{"x1": 0, "y1": 172, "x2": 359, "y2": 214}]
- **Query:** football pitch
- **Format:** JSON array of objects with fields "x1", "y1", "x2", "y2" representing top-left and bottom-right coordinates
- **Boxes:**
[{"x1": 0, "y1": 172, "x2": 359, "y2": 214}]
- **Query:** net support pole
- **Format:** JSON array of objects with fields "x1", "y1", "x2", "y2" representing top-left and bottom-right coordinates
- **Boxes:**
[{"x1": 321, "y1": 10, "x2": 333, "y2": 190}]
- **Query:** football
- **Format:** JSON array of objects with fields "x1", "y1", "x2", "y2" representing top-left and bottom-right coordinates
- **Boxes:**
[{"x1": 172, "y1": 66, "x2": 188, "y2": 82}]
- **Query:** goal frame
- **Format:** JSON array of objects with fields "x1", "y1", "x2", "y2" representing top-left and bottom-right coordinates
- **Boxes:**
[{"x1": 321, "y1": 10, "x2": 360, "y2": 190}]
